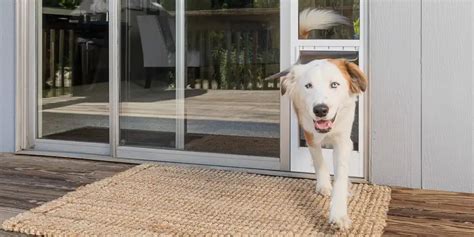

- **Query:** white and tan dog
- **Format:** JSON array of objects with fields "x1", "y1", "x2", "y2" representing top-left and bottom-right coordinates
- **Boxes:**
[{"x1": 279, "y1": 9, "x2": 368, "y2": 230}]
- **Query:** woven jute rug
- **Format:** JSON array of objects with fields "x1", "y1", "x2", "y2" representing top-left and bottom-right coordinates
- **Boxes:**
[{"x1": 3, "y1": 164, "x2": 391, "y2": 236}]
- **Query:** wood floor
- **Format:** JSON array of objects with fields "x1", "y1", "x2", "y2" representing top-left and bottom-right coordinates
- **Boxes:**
[
  {"x1": 0, "y1": 154, "x2": 473, "y2": 236},
  {"x1": 43, "y1": 88, "x2": 280, "y2": 123}
]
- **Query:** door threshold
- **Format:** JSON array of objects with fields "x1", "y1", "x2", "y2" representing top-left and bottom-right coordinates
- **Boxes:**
[{"x1": 16, "y1": 149, "x2": 368, "y2": 183}]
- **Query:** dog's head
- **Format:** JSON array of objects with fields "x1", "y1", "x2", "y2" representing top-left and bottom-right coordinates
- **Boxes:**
[{"x1": 281, "y1": 59, "x2": 367, "y2": 133}]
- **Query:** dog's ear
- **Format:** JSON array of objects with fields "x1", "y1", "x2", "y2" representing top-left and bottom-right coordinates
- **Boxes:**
[
  {"x1": 280, "y1": 75, "x2": 292, "y2": 95},
  {"x1": 280, "y1": 65, "x2": 303, "y2": 96},
  {"x1": 344, "y1": 60, "x2": 368, "y2": 94}
]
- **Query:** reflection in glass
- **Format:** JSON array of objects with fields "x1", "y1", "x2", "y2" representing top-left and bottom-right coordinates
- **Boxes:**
[
  {"x1": 299, "y1": 0, "x2": 360, "y2": 40},
  {"x1": 119, "y1": 1, "x2": 280, "y2": 157},
  {"x1": 38, "y1": 0, "x2": 109, "y2": 143},
  {"x1": 119, "y1": 0, "x2": 177, "y2": 148},
  {"x1": 298, "y1": 51, "x2": 360, "y2": 151},
  {"x1": 184, "y1": 1, "x2": 280, "y2": 157}
]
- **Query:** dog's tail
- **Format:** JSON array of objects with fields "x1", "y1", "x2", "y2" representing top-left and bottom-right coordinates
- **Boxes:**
[
  {"x1": 299, "y1": 8, "x2": 350, "y2": 39},
  {"x1": 264, "y1": 9, "x2": 349, "y2": 81}
]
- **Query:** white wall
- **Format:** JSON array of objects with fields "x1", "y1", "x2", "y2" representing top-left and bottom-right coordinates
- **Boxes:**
[
  {"x1": 0, "y1": 0, "x2": 15, "y2": 153},
  {"x1": 369, "y1": 0, "x2": 422, "y2": 189},
  {"x1": 472, "y1": 0, "x2": 474, "y2": 193},
  {"x1": 421, "y1": 0, "x2": 473, "y2": 192},
  {"x1": 370, "y1": 0, "x2": 473, "y2": 193}
]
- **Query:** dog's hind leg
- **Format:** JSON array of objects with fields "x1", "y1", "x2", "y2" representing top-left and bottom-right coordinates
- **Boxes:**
[
  {"x1": 308, "y1": 145, "x2": 332, "y2": 196},
  {"x1": 329, "y1": 137, "x2": 353, "y2": 230}
]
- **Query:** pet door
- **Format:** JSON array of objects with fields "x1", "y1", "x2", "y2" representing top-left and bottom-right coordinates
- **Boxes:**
[{"x1": 288, "y1": 0, "x2": 367, "y2": 178}]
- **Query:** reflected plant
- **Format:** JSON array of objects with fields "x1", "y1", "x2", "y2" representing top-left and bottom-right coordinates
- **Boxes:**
[
  {"x1": 212, "y1": 48, "x2": 228, "y2": 89},
  {"x1": 186, "y1": 0, "x2": 278, "y2": 10},
  {"x1": 253, "y1": 0, "x2": 279, "y2": 8},
  {"x1": 353, "y1": 18, "x2": 360, "y2": 38},
  {"x1": 58, "y1": 0, "x2": 81, "y2": 9},
  {"x1": 205, "y1": 26, "x2": 280, "y2": 90}
]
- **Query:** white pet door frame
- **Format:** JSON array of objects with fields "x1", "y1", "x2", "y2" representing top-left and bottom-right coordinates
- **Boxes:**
[{"x1": 286, "y1": 1, "x2": 368, "y2": 178}]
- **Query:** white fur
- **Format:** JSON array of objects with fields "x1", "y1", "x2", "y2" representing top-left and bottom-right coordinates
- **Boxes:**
[
  {"x1": 283, "y1": 59, "x2": 361, "y2": 230},
  {"x1": 281, "y1": 8, "x2": 362, "y2": 230},
  {"x1": 299, "y1": 8, "x2": 349, "y2": 35}
]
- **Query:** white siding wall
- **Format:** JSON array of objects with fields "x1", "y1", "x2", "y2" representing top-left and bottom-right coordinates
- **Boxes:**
[
  {"x1": 472, "y1": 0, "x2": 474, "y2": 193},
  {"x1": 0, "y1": 0, "x2": 15, "y2": 153},
  {"x1": 370, "y1": 0, "x2": 474, "y2": 193},
  {"x1": 369, "y1": 0, "x2": 422, "y2": 189},
  {"x1": 421, "y1": 0, "x2": 473, "y2": 192}
]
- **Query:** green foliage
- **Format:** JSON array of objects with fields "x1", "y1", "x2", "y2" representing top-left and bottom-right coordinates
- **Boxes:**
[
  {"x1": 207, "y1": 30, "x2": 278, "y2": 90},
  {"x1": 59, "y1": 0, "x2": 81, "y2": 9},
  {"x1": 353, "y1": 18, "x2": 360, "y2": 37},
  {"x1": 186, "y1": 0, "x2": 278, "y2": 10},
  {"x1": 253, "y1": 0, "x2": 279, "y2": 8}
]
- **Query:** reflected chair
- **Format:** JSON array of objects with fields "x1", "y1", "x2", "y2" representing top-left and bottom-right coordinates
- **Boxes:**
[{"x1": 137, "y1": 9, "x2": 200, "y2": 89}]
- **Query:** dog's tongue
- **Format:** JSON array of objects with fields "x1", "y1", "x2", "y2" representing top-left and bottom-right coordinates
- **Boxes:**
[{"x1": 315, "y1": 120, "x2": 333, "y2": 130}]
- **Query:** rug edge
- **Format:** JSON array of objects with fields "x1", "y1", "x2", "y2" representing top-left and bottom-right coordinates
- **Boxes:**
[
  {"x1": 2, "y1": 164, "x2": 393, "y2": 236},
  {"x1": 1, "y1": 164, "x2": 152, "y2": 233}
]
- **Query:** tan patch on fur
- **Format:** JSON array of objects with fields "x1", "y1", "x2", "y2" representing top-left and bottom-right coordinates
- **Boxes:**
[
  {"x1": 328, "y1": 59, "x2": 368, "y2": 94},
  {"x1": 292, "y1": 103, "x2": 315, "y2": 146},
  {"x1": 303, "y1": 130, "x2": 315, "y2": 146},
  {"x1": 299, "y1": 30, "x2": 310, "y2": 39}
]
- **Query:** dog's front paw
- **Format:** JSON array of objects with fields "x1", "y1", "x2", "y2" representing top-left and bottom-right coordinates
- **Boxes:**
[
  {"x1": 315, "y1": 183, "x2": 332, "y2": 196},
  {"x1": 329, "y1": 213, "x2": 352, "y2": 230}
]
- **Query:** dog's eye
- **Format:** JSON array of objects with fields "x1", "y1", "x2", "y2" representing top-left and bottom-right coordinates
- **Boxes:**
[
  {"x1": 330, "y1": 82, "x2": 340, "y2": 89},
  {"x1": 305, "y1": 83, "x2": 313, "y2": 89}
]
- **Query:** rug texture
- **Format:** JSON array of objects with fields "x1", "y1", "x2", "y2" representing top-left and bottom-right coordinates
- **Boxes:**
[{"x1": 2, "y1": 164, "x2": 391, "y2": 236}]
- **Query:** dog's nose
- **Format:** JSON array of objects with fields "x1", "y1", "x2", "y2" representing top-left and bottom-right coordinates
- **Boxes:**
[{"x1": 313, "y1": 104, "x2": 329, "y2": 117}]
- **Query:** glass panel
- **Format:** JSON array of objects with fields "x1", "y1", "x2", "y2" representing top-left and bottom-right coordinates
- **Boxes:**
[
  {"x1": 119, "y1": 0, "x2": 177, "y2": 148},
  {"x1": 298, "y1": 0, "x2": 360, "y2": 40},
  {"x1": 38, "y1": 0, "x2": 109, "y2": 143},
  {"x1": 298, "y1": 51, "x2": 360, "y2": 151},
  {"x1": 184, "y1": 1, "x2": 280, "y2": 157}
]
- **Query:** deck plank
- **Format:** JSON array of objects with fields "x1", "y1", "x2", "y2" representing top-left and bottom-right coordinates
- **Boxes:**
[
  {"x1": 0, "y1": 154, "x2": 473, "y2": 236},
  {"x1": 0, "y1": 207, "x2": 23, "y2": 223},
  {"x1": 384, "y1": 187, "x2": 474, "y2": 236},
  {"x1": 0, "y1": 207, "x2": 28, "y2": 236},
  {"x1": 0, "y1": 154, "x2": 132, "y2": 210}
]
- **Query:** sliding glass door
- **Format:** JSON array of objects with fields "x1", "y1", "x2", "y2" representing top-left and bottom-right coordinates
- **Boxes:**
[
  {"x1": 119, "y1": 0, "x2": 281, "y2": 158},
  {"x1": 183, "y1": 1, "x2": 280, "y2": 157},
  {"x1": 119, "y1": 1, "x2": 177, "y2": 149},
  {"x1": 28, "y1": 0, "x2": 366, "y2": 177},
  {"x1": 35, "y1": 0, "x2": 111, "y2": 154}
]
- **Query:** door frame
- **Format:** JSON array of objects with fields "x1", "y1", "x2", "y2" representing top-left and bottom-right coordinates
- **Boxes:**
[
  {"x1": 287, "y1": 0, "x2": 368, "y2": 178},
  {"x1": 14, "y1": 0, "x2": 369, "y2": 181},
  {"x1": 114, "y1": 0, "x2": 285, "y2": 171}
]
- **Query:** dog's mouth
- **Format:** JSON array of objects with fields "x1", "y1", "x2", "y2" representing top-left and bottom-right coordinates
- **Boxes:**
[{"x1": 313, "y1": 114, "x2": 337, "y2": 133}]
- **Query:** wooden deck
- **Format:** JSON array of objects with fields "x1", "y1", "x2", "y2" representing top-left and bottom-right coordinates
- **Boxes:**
[
  {"x1": 43, "y1": 88, "x2": 280, "y2": 123},
  {"x1": 0, "y1": 154, "x2": 473, "y2": 236}
]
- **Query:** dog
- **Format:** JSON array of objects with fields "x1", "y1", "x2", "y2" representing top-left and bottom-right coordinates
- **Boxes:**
[{"x1": 277, "y1": 9, "x2": 368, "y2": 230}]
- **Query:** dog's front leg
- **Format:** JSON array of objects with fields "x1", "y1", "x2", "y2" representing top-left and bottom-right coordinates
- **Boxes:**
[
  {"x1": 329, "y1": 137, "x2": 352, "y2": 230},
  {"x1": 308, "y1": 145, "x2": 332, "y2": 196}
]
